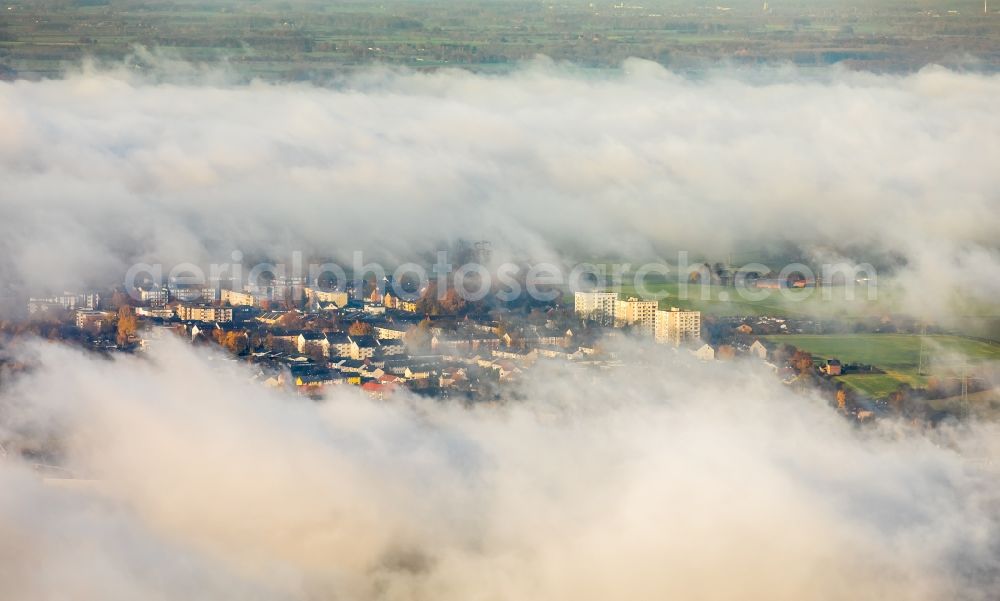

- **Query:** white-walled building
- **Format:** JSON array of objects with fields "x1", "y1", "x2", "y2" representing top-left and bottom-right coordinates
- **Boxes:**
[
  {"x1": 325, "y1": 333, "x2": 353, "y2": 358},
  {"x1": 574, "y1": 291, "x2": 618, "y2": 325},
  {"x1": 29, "y1": 292, "x2": 100, "y2": 313},
  {"x1": 655, "y1": 307, "x2": 702, "y2": 346},
  {"x1": 221, "y1": 289, "x2": 256, "y2": 307},
  {"x1": 305, "y1": 287, "x2": 349, "y2": 309},
  {"x1": 348, "y1": 336, "x2": 378, "y2": 360},
  {"x1": 614, "y1": 297, "x2": 658, "y2": 336},
  {"x1": 691, "y1": 343, "x2": 716, "y2": 361},
  {"x1": 748, "y1": 339, "x2": 769, "y2": 360},
  {"x1": 75, "y1": 309, "x2": 112, "y2": 330},
  {"x1": 175, "y1": 304, "x2": 233, "y2": 323},
  {"x1": 137, "y1": 285, "x2": 169, "y2": 307},
  {"x1": 297, "y1": 332, "x2": 330, "y2": 356},
  {"x1": 374, "y1": 323, "x2": 409, "y2": 340},
  {"x1": 136, "y1": 306, "x2": 175, "y2": 319}
]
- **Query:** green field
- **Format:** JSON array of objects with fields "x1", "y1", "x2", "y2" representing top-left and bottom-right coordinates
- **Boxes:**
[
  {"x1": 837, "y1": 374, "x2": 916, "y2": 399},
  {"x1": 762, "y1": 334, "x2": 1000, "y2": 399},
  {"x1": 762, "y1": 334, "x2": 1000, "y2": 368},
  {"x1": 927, "y1": 388, "x2": 1000, "y2": 419},
  {"x1": 614, "y1": 281, "x2": 893, "y2": 319},
  {"x1": 2, "y1": 0, "x2": 998, "y2": 80}
]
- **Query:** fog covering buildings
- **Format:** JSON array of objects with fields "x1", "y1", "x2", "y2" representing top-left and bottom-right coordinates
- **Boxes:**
[
  {"x1": 0, "y1": 60, "x2": 998, "y2": 327},
  {"x1": 1, "y1": 52, "x2": 999, "y2": 601},
  {"x1": 1, "y1": 338, "x2": 999, "y2": 599}
]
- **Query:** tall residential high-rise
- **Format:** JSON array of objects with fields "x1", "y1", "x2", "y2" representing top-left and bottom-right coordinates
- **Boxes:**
[
  {"x1": 574, "y1": 291, "x2": 618, "y2": 326},
  {"x1": 614, "y1": 297, "x2": 658, "y2": 337},
  {"x1": 655, "y1": 307, "x2": 702, "y2": 346}
]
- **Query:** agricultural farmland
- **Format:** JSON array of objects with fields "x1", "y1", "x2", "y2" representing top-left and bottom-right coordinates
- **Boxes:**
[
  {"x1": 616, "y1": 281, "x2": 892, "y2": 318},
  {"x1": 1, "y1": 0, "x2": 998, "y2": 80},
  {"x1": 763, "y1": 333, "x2": 1000, "y2": 398}
]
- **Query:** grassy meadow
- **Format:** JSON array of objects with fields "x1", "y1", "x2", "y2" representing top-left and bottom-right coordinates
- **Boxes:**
[{"x1": 762, "y1": 334, "x2": 1000, "y2": 399}]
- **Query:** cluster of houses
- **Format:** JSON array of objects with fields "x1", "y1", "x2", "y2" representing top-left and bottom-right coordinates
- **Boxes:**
[
  {"x1": 23, "y1": 279, "x2": 818, "y2": 401},
  {"x1": 118, "y1": 280, "x2": 604, "y2": 399},
  {"x1": 11, "y1": 271, "x2": 914, "y2": 428},
  {"x1": 209, "y1": 314, "x2": 594, "y2": 399}
]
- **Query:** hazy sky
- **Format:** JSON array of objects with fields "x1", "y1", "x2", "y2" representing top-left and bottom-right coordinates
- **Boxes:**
[{"x1": 0, "y1": 57, "x2": 998, "y2": 317}]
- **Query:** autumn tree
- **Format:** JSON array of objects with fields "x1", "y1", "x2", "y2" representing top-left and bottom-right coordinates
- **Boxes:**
[
  {"x1": 887, "y1": 384, "x2": 912, "y2": 415},
  {"x1": 716, "y1": 344, "x2": 736, "y2": 360},
  {"x1": 248, "y1": 330, "x2": 267, "y2": 352},
  {"x1": 404, "y1": 319, "x2": 432, "y2": 352},
  {"x1": 276, "y1": 310, "x2": 306, "y2": 329},
  {"x1": 221, "y1": 331, "x2": 248, "y2": 355},
  {"x1": 348, "y1": 320, "x2": 373, "y2": 337},
  {"x1": 416, "y1": 282, "x2": 440, "y2": 315},
  {"x1": 282, "y1": 286, "x2": 304, "y2": 311},
  {"x1": 304, "y1": 343, "x2": 328, "y2": 362},
  {"x1": 790, "y1": 350, "x2": 814, "y2": 375},
  {"x1": 310, "y1": 315, "x2": 340, "y2": 332},
  {"x1": 440, "y1": 288, "x2": 467, "y2": 315},
  {"x1": 835, "y1": 387, "x2": 848, "y2": 412},
  {"x1": 688, "y1": 263, "x2": 712, "y2": 284},
  {"x1": 116, "y1": 307, "x2": 137, "y2": 347}
]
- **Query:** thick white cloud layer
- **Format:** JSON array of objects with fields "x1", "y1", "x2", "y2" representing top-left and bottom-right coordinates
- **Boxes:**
[
  {"x1": 1, "y1": 339, "x2": 998, "y2": 600},
  {"x1": 2, "y1": 53, "x2": 999, "y2": 599},
  {"x1": 0, "y1": 59, "x2": 998, "y2": 317}
]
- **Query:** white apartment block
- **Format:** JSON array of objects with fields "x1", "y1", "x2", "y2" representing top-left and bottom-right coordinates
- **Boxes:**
[
  {"x1": 135, "y1": 307, "x2": 175, "y2": 319},
  {"x1": 137, "y1": 286, "x2": 169, "y2": 307},
  {"x1": 655, "y1": 307, "x2": 702, "y2": 346},
  {"x1": 175, "y1": 305, "x2": 233, "y2": 323},
  {"x1": 28, "y1": 292, "x2": 100, "y2": 313},
  {"x1": 305, "y1": 287, "x2": 349, "y2": 309},
  {"x1": 574, "y1": 291, "x2": 618, "y2": 325},
  {"x1": 221, "y1": 289, "x2": 257, "y2": 307},
  {"x1": 75, "y1": 309, "x2": 112, "y2": 329},
  {"x1": 614, "y1": 297, "x2": 658, "y2": 337},
  {"x1": 374, "y1": 324, "x2": 408, "y2": 340}
]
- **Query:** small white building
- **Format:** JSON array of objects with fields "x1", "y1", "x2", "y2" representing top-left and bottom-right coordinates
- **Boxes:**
[
  {"x1": 748, "y1": 339, "x2": 768, "y2": 360},
  {"x1": 691, "y1": 343, "x2": 716, "y2": 361}
]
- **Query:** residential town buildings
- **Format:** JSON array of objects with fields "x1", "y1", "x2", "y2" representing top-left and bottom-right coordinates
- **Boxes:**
[
  {"x1": 655, "y1": 307, "x2": 702, "y2": 346},
  {"x1": 175, "y1": 304, "x2": 233, "y2": 323},
  {"x1": 304, "y1": 287, "x2": 349, "y2": 309},
  {"x1": 75, "y1": 309, "x2": 112, "y2": 330},
  {"x1": 135, "y1": 307, "x2": 175, "y2": 319},
  {"x1": 574, "y1": 291, "x2": 618, "y2": 325},
  {"x1": 614, "y1": 297, "x2": 658, "y2": 336},
  {"x1": 28, "y1": 292, "x2": 100, "y2": 313},
  {"x1": 221, "y1": 289, "x2": 257, "y2": 307},
  {"x1": 137, "y1": 285, "x2": 169, "y2": 307},
  {"x1": 577, "y1": 292, "x2": 700, "y2": 344},
  {"x1": 374, "y1": 323, "x2": 409, "y2": 340}
]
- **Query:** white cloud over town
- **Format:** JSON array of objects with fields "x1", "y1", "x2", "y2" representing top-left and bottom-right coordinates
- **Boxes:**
[
  {"x1": 0, "y1": 338, "x2": 998, "y2": 600},
  {"x1": 0, "y1": 58, "x2": 998, "y2": 317},
  {"x1": 2, "y1": 58, "x2": 998, "y2": 595}
]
